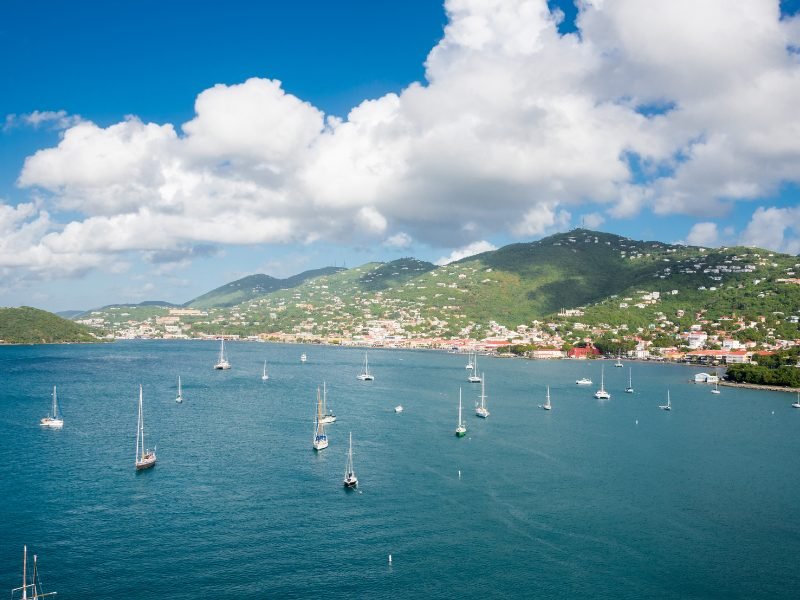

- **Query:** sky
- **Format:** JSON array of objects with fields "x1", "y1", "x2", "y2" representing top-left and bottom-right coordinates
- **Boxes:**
[{"x1": 1, "y1": 0, "x2": 800, "y2": 312}]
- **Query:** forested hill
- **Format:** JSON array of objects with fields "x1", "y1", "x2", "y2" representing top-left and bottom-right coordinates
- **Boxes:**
[{"x1": 0, "y1": 306, "x2": 101, "y2": 344}]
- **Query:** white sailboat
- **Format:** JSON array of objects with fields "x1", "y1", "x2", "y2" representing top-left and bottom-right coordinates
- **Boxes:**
[
  {"x1": 455, "y1": 389, "x2": 467, "y2": 437},
  {"x1": 357, "y1": 352, "x2": 374, "y2": 381},
  {"x1": 343, "y1": 432, "x2": 358, "y2": 488},
  {"x1": 625, "y1": 368, "x2": 634, "y2": 393},
  {"x1": 659, "y1": 390, "x2": 672, "y2": 411},
  {"x1": 467, "y1": 353, "x2": 482, "y2": 383},
  {"x1": 711, "y1": 380, "x2": 720, "y2": 394},
  {"x1": 614, "y1": 355, "x2": 623, "y2": 367},
  {"x1": 594, "y1": 366, "x2": 611, "y2": 399},
  {"x1": 475, "y1": 374, "x2": 489, "y2": 418},
  {"x1": 300, "y1": 352, "x2": 307, "y2": 363},
  {"x1": 319, "y1": 381, "x2": 336, "y2": 424},
  {"x1": 261, "y1": 360, "x2": 269, "y2": 381},
  {"x1": 539, "y1": 385, "x2": 552, "y2": 410},
  {"x1": 312, "y1": 387, "x2": 328, "y2": 451},
  {"x1": 792, "y1": 392, "x2": 800, "y2": 408},
  {"x1": 576, "y1": 377, "x2": 592, "y2": 385},
  {"x1": 176, "y1": 375, "x2": 183, "y2": 403},
  {"x1": 39, "y1": 386, "x2": 63, "y2": 429},
  {"x1": 464, "y1": 351, "x2": 474, "y2": 370},
  {"x1": 11, "y1": 546, "x2": 56, "y2": 599},
  {"x1": 213, "y1": 338, "x2": 231, "y2": 370},
  {"x1": 394, "y1": 405, "x2": 404, "y2": 413},
  {"x1": 135, "y1": 385, "x2": 157, "y2": 470}
]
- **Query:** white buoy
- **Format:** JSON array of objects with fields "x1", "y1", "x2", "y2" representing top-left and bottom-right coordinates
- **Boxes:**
[{"x1": 388, "y1": 554, "x2": 392, "y2": 565}]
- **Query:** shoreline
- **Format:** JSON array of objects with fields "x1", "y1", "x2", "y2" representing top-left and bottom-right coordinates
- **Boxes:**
[{"x1": 717, "y1": 380, "x2": 800, "y2": 394}]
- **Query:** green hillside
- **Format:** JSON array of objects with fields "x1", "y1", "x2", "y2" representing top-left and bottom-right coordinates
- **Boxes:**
[
  {"x1": 0, "y1": 306, "x2": 101, "y2": 344},
  {"x1": 187, "y1": 267, "x2": 345, "y2": 308}
]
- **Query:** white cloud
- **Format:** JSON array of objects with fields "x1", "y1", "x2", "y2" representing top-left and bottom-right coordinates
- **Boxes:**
[
  {"x1": 3, "y1": 110, "x2": 81, "y2": 131},
  {"x1": 384, "y1": 232, "x2": 413, "y2": 249},
  {"x1": 7, "y1": 0, "x2": 800, "y2": 284},
  {"x1": 685, "y1": 222, "x2": 719, "y2": 247},
  {"x1": 581, "y1": 212, "x2": 605, "y2": 229},
  {"x1": 739, "y1": 206, "x2": 800, "y2": 254},
  {"x1": 436, "y1": 240, "x2": 497, "y2": 265}
]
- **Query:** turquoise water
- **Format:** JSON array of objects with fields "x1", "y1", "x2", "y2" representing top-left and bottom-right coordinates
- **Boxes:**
[{"x1": 2, "y1": 341, "x2": 799, "y2": 598}]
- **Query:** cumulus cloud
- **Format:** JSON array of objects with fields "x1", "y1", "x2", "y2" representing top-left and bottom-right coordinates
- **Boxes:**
[
  {"x1": 4, "y1": 110, "x2": 81, "y2": 131},
  {"x1": 7, "y1": 0, "x2": 800, "y2": 283},
  {"x1": 685, "y1": 222, "x2": 719, "y2": 247},
  {"x1": 739, "y1": 206, "x2": 800, "y2": 254},
  {"x1": 436, "y1": 240, "x2": 497, "y2": 265},
  {"x1": 384, "y1": 232, "x2": 413, "y2": 249}
]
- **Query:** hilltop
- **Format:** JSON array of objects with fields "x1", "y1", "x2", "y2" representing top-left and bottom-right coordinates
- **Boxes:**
[{"x1": 0, "y1": 306, "x2": 102, "y2": 344}]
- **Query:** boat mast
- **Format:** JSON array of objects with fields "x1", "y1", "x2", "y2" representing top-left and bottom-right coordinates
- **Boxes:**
[
  {"x1": 22, "y1": 545, "x2": 27, "y2": 600},
  {"x1": 51, "y1": 386, "x2": 57, "y2": 419}
]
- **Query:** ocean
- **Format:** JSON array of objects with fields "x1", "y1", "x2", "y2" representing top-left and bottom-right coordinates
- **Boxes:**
[{"x1": 2, "y1": 341, "x2": 798, "y2": 598}]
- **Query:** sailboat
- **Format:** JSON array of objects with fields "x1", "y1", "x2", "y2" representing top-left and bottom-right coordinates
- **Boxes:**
[
  {"x1": 135, "y1": 385, "x2": 157, "y2": 470},
  {"x1": 39, "y1": 386, "x2": 63, "y2": 429},
  {"x1": 213, "y1": 338, "x2": 231, "y2": 370},
  {"x1": 614, "y1": 355, "x2": 623, "y2": 367},
  {"x1": 792, "y1": 392, "x2": 800, "y2": 409},
  {"x1": 711, "y1": 379, "x2": 720, "y2": 394},
  {"x1": 11, "y1": 546, "x2": 56, "y2": 599},
  {"x1": 312, "y1": 387, "x2": 328, "y2": 451},
  {"x1": 576, "y1": 377, "x2": 592, "y2": 385},
  {"x1": 539, "y1": 386, "x2": 552, "y2": 410},
  {"x1": 319, "y1": 381, "x2": 336, "y2": 424},
  {"x1": 464, "y1": 351, "x2": 474, "y2": 370},
  {"x1": 357, "y1": 352, "x2": 374, "y2": 381},
  {"x1": 176, "y1": 375, "x2": 183, "y2": 403},
  {"x1": 659, "y1": 390, "x2": 672, "y2": 411},
  {"x1": 300, "y1": 352, "x2": 307, "y2": 363},
  {"x1": 467, "y1": 353, "x2": 482, "y2": 383},
  {"x1": 594, "y1": 366, "x2": 611, "y2": 399},
  {"x1": 475, "y1": 374, "x2": 489, "y2": 418},
  {"x1": 625, "y1": 368, "x2": 634, "y2": 393},
  {"x1": 343, "y1": 432, "x2": 358, "y2": 488},
  {"x1": 261, "y1": 360, "x2": 269, "y2": 381},
  {"x1": 455, "y1": 389, "x2": 467, "y2": 437}
]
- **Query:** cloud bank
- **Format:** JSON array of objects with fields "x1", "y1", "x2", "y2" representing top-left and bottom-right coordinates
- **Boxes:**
[{"x1": 4, "y1": 0, "x2": 800, "y2": 280}]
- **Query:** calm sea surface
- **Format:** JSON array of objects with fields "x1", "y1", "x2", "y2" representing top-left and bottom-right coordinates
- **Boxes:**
[{"x1": 2, "y1": 341, "x2": 799, "y2": 598}]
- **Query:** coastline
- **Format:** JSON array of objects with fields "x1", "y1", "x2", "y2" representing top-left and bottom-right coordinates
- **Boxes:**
[{"x1": 717, "y1": 380, "x2": 800, "y2": 394}]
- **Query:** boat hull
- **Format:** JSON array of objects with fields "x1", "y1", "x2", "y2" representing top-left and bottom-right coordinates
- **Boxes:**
[
  {"x1": 475, "y1": 408, "x2": 489, "y2": 418},
  {"x1": 343, "y1": 475, "x2": 358, "y2": 488},
  {"x1": 40, "y1": 418, "x2": 63, "y2": 429},
  {"x1": 313, "y1": 437, "x2": 328, "y2": 451},
  {"x1": 455, "y1": 428, "x2": 466, "y2": 437},
  {"x1": 357, "y1": 374, "x2": 374, "y2": 381},
  {"x1": 135, "y1": 453, "x2": 157, "y2": 470}
]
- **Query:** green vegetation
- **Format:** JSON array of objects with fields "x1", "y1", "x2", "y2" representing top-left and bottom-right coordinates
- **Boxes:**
[
  {"x1": 0, "y1": 306, "x2": 101, "y2": 344},
  {"x1": 726, "y1": 349, "x2": 800, "y2": 387}
]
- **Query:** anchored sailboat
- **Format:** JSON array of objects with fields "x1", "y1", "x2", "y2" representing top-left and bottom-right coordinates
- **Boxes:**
[
  {"x1": 357, "y1": 352, "x2": 374, "y2": 381},
  {"x1": 11, "y1": 546, "x2": 56, "y2": 599},
  {"x1": 343, "y1": 432, "x2": 358, "y2": 488},
  {"x1": 464, "y1": 351, "x2": 474, "y2": 370},
  {"x1": 39, "y1": 386, "x2": 63, "y2": 429},
  {"x1": 176, "y1": 375, "x2": 183, "y2": 403},
  {"x1": 594, "y1": 366, "x2": 610, "y2": 399},
  {"x1": 659, "y1": 390, "x2": 672, "y2": 411},
  {"x1": 213, "y1": 338, "x2": 231, "y2": 370},
  {"x1": 792, "y1": 392, "x2": 800, "y2": 408},
  {"x1": 625, "y1": 368, "x2": 634, "y2": 393},
  {"x1": 475, "y1": 374, "x2": 489, "y2": 418},
  {"x1": 711, "y1": 380, "x2": 720, "y2": 394},
  {"x1": 135, "y1": 385, "x2": 157, "y2": 470},
  {"x1": 319, "y1": 381, "x2": 336, "y2": 424},
  {"x1": 467, "y1": 353, "x2": 482, "y2": 383},
  {"x1": 312, "y1": 387, "x2": 328, "y2": 451},
  {"x1": 455, "y1": 389, "x2": 467, "y2": 437},
  {"x1": 261, "y1": 360, "x2": 269, "y2": 381},
  {"x1": 540, "y1": 386, "x2": 552, "y2": 410}
]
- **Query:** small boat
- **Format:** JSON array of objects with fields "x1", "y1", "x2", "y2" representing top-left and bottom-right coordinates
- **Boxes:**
[
  {"x1": 176, "y1": 375, "x2": 183, "y2": 403},
  {"x1": 394, "y1": 405, "x2": 404, "y2": 413},
  {"x1": 300, "y1": 352, "x2": 307, "y2": 363},
  {"x1": 39, "y1": 386, "x2": 63, "y2": 429},
  {"x1": 625, "y1": 368, "x2": 634, "y2": 393},
  {"x1": 213, "y1": 338, "x2": 231, "y2": 370},
  {"x1": 467, "y1": 353, "x2": 482, "y2": 383},
  {"x1": 261, "y1": 360, "x2": 269, "y2": 381},
  {"x1": 312, "y1": 387, "x2": 328, "y2": 451},
  {"x1": 614, "y1": 356, "x2": 623, "y2": 367},
  {"x1": 475, "y1": 374, "x2": 489, "y2": 418},
  {"x1": 539, "y1": 385, "x2": 552, "y2": 410},
  {"x1": 319, "y1": 381, "x2": 336, "y2": 424},
  {"x1": 711, "y1": 380, "x2": 720, "y2": 394},
  {"x1": 659, "y1": 390, "x2": 672, "y2": 411},
  {"x1": 343, "y1": 432, "x2": 358, "y2": 488},
  {"x1": 594, "y1": 366, "x2": 610, "y2": 399},
  {"x1": 455, "y1": 389, "x2": 467, "y2": 437},
  {"x1": 464, "y1": 351, "x2": 474, "y2": 370},
  {"x1": 11, "y1": 545, "x2": 57, "y2": 599},
  {"x1": 576, "y1": 377, "x2": 592, "y2": 385},
  {"x1": 135, "y1": 385, "x2": 157, "y2": 470},
  {"x1": 357, "y1": 352, "x2": 374, "y2": 381},
  {"x1": 792, "y1": 392, "x2": 800, "y2": 408}
]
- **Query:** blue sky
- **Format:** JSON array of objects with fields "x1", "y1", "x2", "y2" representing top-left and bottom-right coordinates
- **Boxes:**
[{"x1": 1, "y1": 0, "x2": 800, "y2": 311}]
